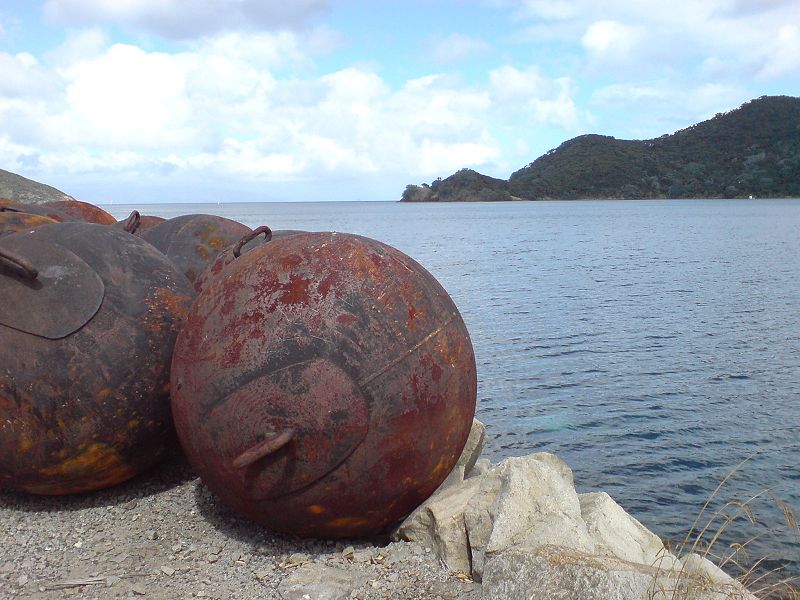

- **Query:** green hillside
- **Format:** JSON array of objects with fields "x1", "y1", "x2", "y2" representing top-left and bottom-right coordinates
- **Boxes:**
[
  {"x1": 509, "y1": 95, "x2": 800, "y2": 199},
  {"x1": 402, "y1": 95, "x2": 800, "y2": 201}
]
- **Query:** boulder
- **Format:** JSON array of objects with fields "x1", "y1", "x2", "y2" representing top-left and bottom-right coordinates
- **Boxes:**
[
  {"x1": 456, "y1": 419, "x2": 486, "y2": 474},
  {"x1": 679, "y1": 553, "x2": 757, "y2": 600},
  {"x1": 393, "y1": 476, "x2": 482, "y2": 574},
  {"x1": 393, "y1": 446, "x2": 757, "y2": 599},
  {"x1": 579, "y1": 492, "x2": 681, "y2": 571},
  {"x1": 465, "y1": 453, "x2": 595, "y2": 581},
  {"x1": 480, "y1": 545, "x2": 756, "y2": 600},
  {"x1": 481, "y1": 545, "x2": 670, "y2": 600},
  {"x1": 468, "y1": 458, "x2": 491, "y2": 479}
]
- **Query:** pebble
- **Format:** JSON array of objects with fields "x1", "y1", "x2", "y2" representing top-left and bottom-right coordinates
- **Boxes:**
[{"x1": 0, "y1": 455, "x2": 476, "y2": 600}]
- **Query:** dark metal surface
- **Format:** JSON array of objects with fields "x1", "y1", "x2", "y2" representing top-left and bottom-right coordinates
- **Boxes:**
[
  {"x1": 0, "y1": 236, "x2": 104, "y2": 339},
  {"x1": 42, "y1": 200, "x2": 117, "y2": 225},
  {"x1": 171, "y1": 232, "x2": 477, "y2": 538},
  {"x1": 141, "y1": 214, "x2": 251, "y2": 288},
  {"x1": 0, "y1": 211, "x2": 60, "y2": 236},
  {"x1": 0, "y1": 222, "x2": 193, "y2": 495}
]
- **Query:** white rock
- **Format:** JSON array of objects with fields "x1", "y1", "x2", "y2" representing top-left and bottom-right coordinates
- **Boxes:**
[
  {"x1": 277, "y1": 564, "x2": 364, "y2": 600},
  {"x1": 579, "y1": 491, "x2": 681, "y2": 570},
  {"x1": 465, "y1": 453, "x2": 595, "y2": 580},
  {"x1": 481, "y1": 544, "x2": 670, "y2": 600},
  {"x1": 482, "y1": 544, "x2": 756, "y2": 600},
  {"x1": 467, "y1": 458, "x2": 491, "y2": 479},
  {"x1": 456, "y1": 419, "x2": 486, "y2": 474},
  {"x1": 678, "y1": 553, "x2": 757, "y2": 600},
  {"x1": 393, "y1": 475, "x2": 483, "y2": 574}
]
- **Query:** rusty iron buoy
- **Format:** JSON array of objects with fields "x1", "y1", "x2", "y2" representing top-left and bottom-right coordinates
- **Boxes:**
[
  {"x1": 141, "y1": 214, "x2": 251, "y2": 289},
  {"x1": 0, "y1": 211, "x2": 60, "y2": 236},
  {"x1": 41, "y1": 200, "x2": 117, "y2": 225},
  {"x1": 171, "y1": 232, "x2": 477, "y2": 538},
  {"x1": 0, "y1": 222, "x2": 193, "y2": 495}
]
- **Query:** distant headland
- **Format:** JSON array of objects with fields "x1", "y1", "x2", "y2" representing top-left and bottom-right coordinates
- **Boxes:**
[{"x1": 401, "y1": 95, "x2": 800, "y2": 202}]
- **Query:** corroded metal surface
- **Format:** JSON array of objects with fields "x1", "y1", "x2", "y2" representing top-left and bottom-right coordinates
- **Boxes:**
[
  {"x1": 0, "y1": 222, "x2": 193, "y2": 495},
  {"x1": 141, "y1": 214, "x2": 251, "y2": 288},
  {"x1": 42, "y1": 200, "x2": 117, "y2": 225},
  {"x1": 0, "y1": 212, "x2": 59, "y2": 236},
  {"x1": 171, "y1": 232, "x2": 477, "y2": 538}
]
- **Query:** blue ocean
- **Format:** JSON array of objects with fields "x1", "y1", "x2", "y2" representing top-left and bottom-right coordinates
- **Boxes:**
[{"x1": 106, "y1": 198, "x2": 800, "y2": 579}]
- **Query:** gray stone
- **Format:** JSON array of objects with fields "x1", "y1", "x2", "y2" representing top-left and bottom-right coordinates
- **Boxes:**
[
  {"x1": 467, "y1": 458, "x2": 491, "y2": 479},
  {"x1": 456, "y1": 419, "x2": 486, "y2": 474},
  {"x1": 432, "y1": 464, "x2": 466, "y2": 495},
  {"x1": 579, "y1": 491, "x2": 681, "y2": 570},
  {"x1": 393, "y1": 475, "x2": 483, "y2": 574},
  {"x1": 465, "y1": 453, "x2": 595, "y2": 580},
  {"x1": 481, "y1": 545, "x2": 674, "y2": 600},
  {"x1": 277, "y1": 564, "x2": 364, "y2": 600},
  {"x1": 481, "y1": 544, "x2": 757, "y2": 600},
  {"x1": 679, "y1": 553, "x2": 757, "y2": 600}
]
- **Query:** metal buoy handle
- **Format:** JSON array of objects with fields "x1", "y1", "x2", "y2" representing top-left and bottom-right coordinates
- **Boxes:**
[
  {"x1": 232, "y1": 429, "x2": 294, "y2": 469},
  {"x1": 0, "y1": 247, "x2": 38, "y2": 281},
  {"x1": 123, "y1": 210, "x2": 141, "y2": 234},
  {"x1": 233, "y1": 225, "x2": 272, "y2": 258}
]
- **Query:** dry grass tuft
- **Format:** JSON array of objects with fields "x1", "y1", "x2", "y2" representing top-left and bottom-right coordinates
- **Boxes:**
[{"x1": 651, "y1": 452, "x2": 799, "y2": 600}]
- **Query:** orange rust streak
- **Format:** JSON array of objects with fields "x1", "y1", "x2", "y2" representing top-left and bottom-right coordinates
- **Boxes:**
[
  {"x1": 37, "y1": 442, "x2": 136, "y2": 492},
  {"x1": 327, "y1": 516, "x2": 372, "y2": 529}
]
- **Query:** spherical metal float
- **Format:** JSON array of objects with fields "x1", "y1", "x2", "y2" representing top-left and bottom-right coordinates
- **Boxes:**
[
  {"x1": 0, "y1": 222, "x2": 193, "y2": 494},
  {"x1": 141, "y1": 214, "x2": 251, "y2": 290},
  {"x1": 41, "y1": 200, "x2": 117, "y2": 225},
  {"x1": 171, "y1": 232, "x2": 477, "y2": 538}
]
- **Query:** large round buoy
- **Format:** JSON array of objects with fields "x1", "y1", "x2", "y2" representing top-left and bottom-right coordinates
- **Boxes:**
[
  {"x1": 140, "y1": 214, "x2": 251, "y2": 290},
  {"x1": 171, "y1": 232, "x2": 477, "y2": 537},
  {"x1": 0, "y1": 222, "x2": 193, "y2": 494}
]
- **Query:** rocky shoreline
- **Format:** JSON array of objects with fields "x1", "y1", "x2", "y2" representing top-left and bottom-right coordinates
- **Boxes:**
[{"x1": 0, "y1": 420, "x2": 756, "y2": 600}]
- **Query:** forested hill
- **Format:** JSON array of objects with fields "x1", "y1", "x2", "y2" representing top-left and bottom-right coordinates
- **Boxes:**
[{"x1": 401, "y1": 95, "x2": 800, "y2": 201}]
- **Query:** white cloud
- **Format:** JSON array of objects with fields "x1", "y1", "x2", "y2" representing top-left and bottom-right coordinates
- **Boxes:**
[
  {"x1": 758, "y1": 24, "x2": 800, "y2": 78},
  {"x1": 426, "y1": 33, "x2": 491, "y2": 64},
  {"x1": 3, "y1": 31, "x2": 554, "y2": 185},
  {"x1": 489, "y1": 65, "x2": 580, "y2": 129},
  {"x1": 0, "y1": 52, "x2": 58, "y2": 99},
  {"x1": 581, "y1": 20, "x2": 642, "y2": 62},
  {"x1": 502, "y1": 0, "x2": 800, "y2": 83},
  {"x1": 56, "y1": 43, "x2": 195, "y2": 148},
  {"x1": 44, "y1": 0, "x2": 329, "y2": 39}
]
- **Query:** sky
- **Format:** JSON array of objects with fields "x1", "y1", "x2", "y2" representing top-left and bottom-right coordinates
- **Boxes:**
[{"x1": 1, "y1": 1, "x2": 799, "y2": 203}]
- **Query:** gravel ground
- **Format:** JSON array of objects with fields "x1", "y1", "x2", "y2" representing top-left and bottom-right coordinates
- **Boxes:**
[{"x1": 0, "y1": 453, "x2": 479, "y2": 600}]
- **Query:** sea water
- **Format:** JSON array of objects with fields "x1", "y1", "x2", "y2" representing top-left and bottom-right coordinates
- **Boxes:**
[{"x1": 105, "y1": 198, "x2": 800, "y2": 578}]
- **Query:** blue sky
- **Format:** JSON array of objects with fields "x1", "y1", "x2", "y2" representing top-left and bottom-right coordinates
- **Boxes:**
[{"x1": 1, "y1": 0, "x2": 799, "y2": 203}]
